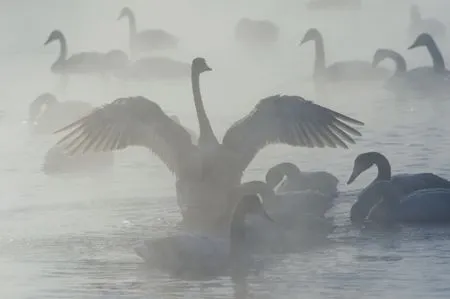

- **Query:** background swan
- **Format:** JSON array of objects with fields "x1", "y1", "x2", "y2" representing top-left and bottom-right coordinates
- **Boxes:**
[
  {"x1": 408, "y1": 5, "x2": 446, "y2": 42},
  {"x1": 118, "y1": 7, "x2": 178, "y2": 57},
  {"x1": 134, "y1": 192, "x2": 273, "y2": 288},
  {"x1": 44, "y1": 30, "x2": 128, "y2": 91},
  {"x1": 351, "y1": 181, "x2": 450, "y2": 225},
  {"x1": 234, "y1": 18, "x2": 279, "y2": 48},
  {"x1": 300, "y1": 28, "x2": 389, "y2": 83},
  {"x1": 265, "y1": 162, "x2": 338, "y2": 197},
  {"x1": 29, "y1": 93, "x2": 114, "y2": 174},
  {"x1": 54, "y1": 57, "x2": 364, "y2": 234},
  {"x1": 113, "y1": 56, "x2": 190, "y2": 81}
]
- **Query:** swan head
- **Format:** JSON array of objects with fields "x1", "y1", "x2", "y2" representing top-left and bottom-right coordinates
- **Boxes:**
[
  {"x1": 118, "y1": 7, "x2": 133, "y2": 20},
  {"x1": 408, "y1": 33, "x2": 434, "y2": 50},
  {"x1": 29, "y1": 93, "x2": 58, "y2": 124},
  {"x1": 347, "y1": 152, "x2": 378, "y2": 185},
  {"x1": 44, "y1": 30, "x2": 64, "y2": 46},
  {"x1": 192, "y1": 57, "x2": 212, "y2": 74},
  {"x1": 265, "y1": 162, "x2": 301, "y2": 189},
  {"x1": 372, "y1": 49, "x2": 390, "y2": 68},
  {"x1": 300, "y1": 28, "x2": 321, "y2": 45}
]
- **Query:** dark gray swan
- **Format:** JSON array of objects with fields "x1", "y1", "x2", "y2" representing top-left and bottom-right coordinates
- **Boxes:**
[
  {"x1": 53, "y1": 57, "x2": 364, "y2": 233},
  {"x1": 347, "y1": 152, "x2": 450, "y2": 223},
  {"x1": 118, "y1": 7, "x2": 178, "y2": 57}
]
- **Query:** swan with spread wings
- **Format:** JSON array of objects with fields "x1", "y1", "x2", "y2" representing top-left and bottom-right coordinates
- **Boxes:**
[{"x1": 54, "y1": 57, "x2": 364, "y2": 234}]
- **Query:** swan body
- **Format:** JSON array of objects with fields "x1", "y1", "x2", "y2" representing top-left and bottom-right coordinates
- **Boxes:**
[
  {"x1": 306, "y1": 0, "x2": 361, "y2": 10},
  {"x1": 347, "y1": 152, "x2": 450, "y2": 222},
  {"x1": 235, "y1": 18, "x2": 279, "y2": 47},
  {"x1": 134, "y1": 192, "x2": 272, "y2": 282},
  {"x1": 408, "y1": 5, "x2": 446, "y2": 42},
  {"x1": 352, "y1": 181, "x2": 450, "y2": 225},
  {"x1": 300, "y1": 28, "x2": 389, "y2": 84},
  {"x1": 118, "y1": 7, "x2": 178, "y2": 57},
  {"x1": 266, "y1": 162, "x2": 338, "y2": 197},
  {"x1": 54, "y1": 57, "x2": 364, "y2": 233},
  {"x1": 114, "y1": 57, "x2": 190, "y2": 81}
]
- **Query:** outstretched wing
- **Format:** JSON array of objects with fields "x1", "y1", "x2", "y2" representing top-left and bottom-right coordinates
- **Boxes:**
[
  {"x1": 54, "y1": 96, "x2": 198, "y2": 175},
  {"x1": 222, "y1": 95, "x2": 364, "y2": 173}
]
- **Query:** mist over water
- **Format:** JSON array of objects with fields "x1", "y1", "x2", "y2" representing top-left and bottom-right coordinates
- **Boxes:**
[{"x1": 2, "y1": 0, "x2": 450, "y2": 298}]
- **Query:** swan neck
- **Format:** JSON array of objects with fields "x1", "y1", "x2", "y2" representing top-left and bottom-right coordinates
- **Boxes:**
[
  {"x1": 313, "y1": 35, "x2": 326, "y2": 74},
  {"x1": 390, "y1": 51, "x2": 407, "y2": 74},
  {"x1": 56, "y1": 34, "x2": 68, "y2": 65},
  {"x1": 191, "y1": 69, "x2": 218, "y2": 145},
  {"x1": 426, "y1": 40, "x2": 446, "y2": 72},
  {"x1": 125, "y1": 12, "x2": 137, "y2": 37},
  {"x1": 373, "y1": 154, "x2": 391, "y2": 181}
]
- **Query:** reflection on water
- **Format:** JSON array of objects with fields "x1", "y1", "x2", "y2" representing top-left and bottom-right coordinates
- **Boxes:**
[{"x1": 2, "y1": 0, "x2": 450, "y2": 298}]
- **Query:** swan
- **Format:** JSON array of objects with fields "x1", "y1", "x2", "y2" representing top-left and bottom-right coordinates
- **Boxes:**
[
  {"x1": 118, "y1": 7, "x2": 178, "y2": 57},
  {"x1": 28, "y1": 93, "x2": 93, "y2": 134},
  {"x1": 351, "y1": 181, "x2": 450, "y2": 225},
  {"x1": 44, "y1": 30, "x2": 128, "y2": 91},
  {"x1": 300, "y1": 28, "x2": 390, "y2": 85},
  {"x1": 53, "y1": 57, "x2": 364, "y2": 233},
  {"x1": 265, "y1": 162, "x2": 338, "y2": 197},
  {"x1": 306, "y1": 0, "x2": 361, "y2": 10},
  {"x1": 234, "y1": 18, "x2": 279, "y2": 47},
  {"x1": 408, "y1": 33, "x2": 450, "y2": 76},
  {"x1": 347, "y1": 152, "x2": 450, "y2": 222},
  {"x1": 134, "y1": 191, "x2": 273, "y2": 298},
  {"x1": 408, "y1": 5, "x2": 446, "y2": 42},
  {"x1": 113, "y1": 56, "x2": 190, "y2": 81},
  {"x1": 28, "y1": 93, "x2": 114, "y2": 174}
]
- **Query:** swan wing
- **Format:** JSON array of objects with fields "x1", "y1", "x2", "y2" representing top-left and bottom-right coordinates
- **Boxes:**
[
  {"x1": 54, "y1": 96, "x2": 198, "y2": 175},
  {"x1": 222, "y1": 95, "x2": 364, "y2": 173}
]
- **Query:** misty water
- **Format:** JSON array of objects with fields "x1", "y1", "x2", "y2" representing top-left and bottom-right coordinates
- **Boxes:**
[{"x1": 2, "y1": 0, "x2": 450, "y2": 298}]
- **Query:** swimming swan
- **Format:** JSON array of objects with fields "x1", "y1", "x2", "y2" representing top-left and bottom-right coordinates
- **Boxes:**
[
  {"x1": 53, "y1": 57, "x2": 364, "y2": 233},
  {"x1": 300, "y1": 28, "x2": 390, "y2": 84},
  {"x1": 235, "y1": 18, "x2": 279, "y2": 47},
  {"x1": 408, "y1": 33, "x2": 449, "y2": 76},
  {"x1": 134, "y1": 191, "x2": 273, "y2": 285},
  {"x1": 351, "y1": 181, "x2": 450, "y2": 225},
  {"x1": 118, "y1": 7, "x2": 178, "y2": 57},
  {"x1": 347, "y1": 152, "x2": 450, "y2": 221},
  {"x1": 266, "y1": 162, "x2": 338, "y2": 197},
  {"x1": 408, "y1": 5, "x2": 446, "y2": 42}
]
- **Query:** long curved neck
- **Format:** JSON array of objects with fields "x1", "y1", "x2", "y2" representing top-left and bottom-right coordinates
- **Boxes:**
[
  {"x1": 371, "y1": 153, "x2": 391, "y2": 181},
  {"x1": 425, "y1": 40, "x2": 446, "y2": 72},
  {"x1": 385, "y1": 50, "x2": 407, "y2": 75},
  {"x1": 191, "y1": 69, "x2": 218, "y2": 146},
  {"x1": 124, "y1": 12, "x2": 137, "y2": 39},
  {"x1": 313, "y1": 35, "x2": 326, "y2": 74},
  {"x1": 55, "y1": 35, "x2": 68, "y2": 65}
]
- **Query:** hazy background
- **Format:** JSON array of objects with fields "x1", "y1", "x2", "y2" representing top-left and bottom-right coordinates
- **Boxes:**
[{"x1": 1, "y1": 0, "x2": 450, "y2": 298}]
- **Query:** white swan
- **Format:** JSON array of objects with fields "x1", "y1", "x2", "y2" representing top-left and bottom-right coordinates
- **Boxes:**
[
  {"x1": 28, "y1": 93, "x2": 114, "y2": 174},
  {"x1": 300, "y1": 28, "x2": 390, "y2": 83},
  {"x1": 408, "y1": 5, "x2": 446, "y2": 42},
  {"x1": 118, "y1": 7, "x2": 178, "y2": 57},
  {"x1": 234, "y1": 18, "x2": 279, "y2": 48},
  {"x1": 113, "y1": 56, "x2": 190, "y2": 81},
  {"x1": 134, "y1": 190, "x2": 273, "y2": 299},
  {"x1": 54, "y1": 57, "x2": 364, "y2": 234}
]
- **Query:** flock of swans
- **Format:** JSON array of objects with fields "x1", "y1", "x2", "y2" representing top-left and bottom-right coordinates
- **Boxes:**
[{"x1": 21, "y1": 2, "x2": 450, "y2": 296}]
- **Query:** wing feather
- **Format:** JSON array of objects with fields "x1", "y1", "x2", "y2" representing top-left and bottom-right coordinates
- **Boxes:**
[
  {"x1": 222, "y1": 95, "x2": 364, "y2": 173},
  {"x1": 54, "y1": 96, "x2": 198, "y2": 175}
]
